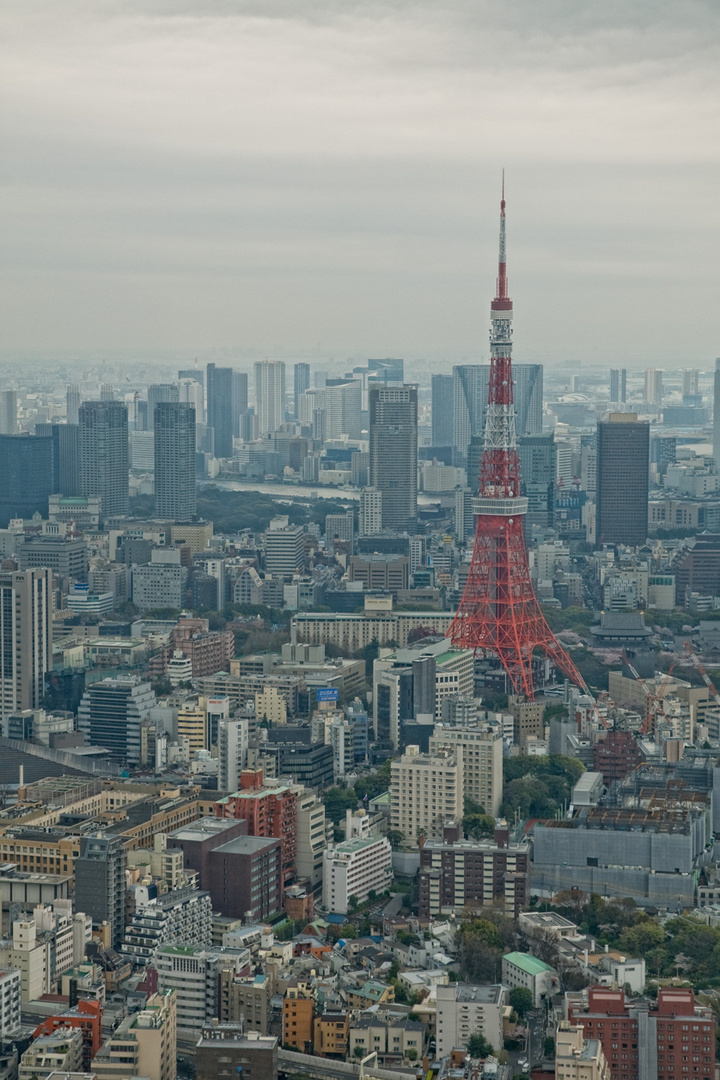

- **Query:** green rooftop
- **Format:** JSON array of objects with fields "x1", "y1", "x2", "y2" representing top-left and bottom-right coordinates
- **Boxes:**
[{"x1": 503, "y1": 951, "x2": 554, "y2": 976}]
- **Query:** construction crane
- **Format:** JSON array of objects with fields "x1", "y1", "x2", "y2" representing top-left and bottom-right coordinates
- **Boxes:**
[
  {"x1": 683, "y1": 641, "x2": 720, "y2": 710},
  {"x1": 620, "y1": 651, "x2": 675, "y2": 735}
]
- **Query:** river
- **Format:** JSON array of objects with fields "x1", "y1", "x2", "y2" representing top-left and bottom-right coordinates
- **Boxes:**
[{"x1": 203, "y1": 477, "x2": 445, "y2": 506}]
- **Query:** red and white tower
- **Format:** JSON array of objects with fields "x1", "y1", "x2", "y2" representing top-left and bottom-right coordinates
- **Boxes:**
[{"x1": 449, "y1": 180, "x2": 586, "y2": 698}]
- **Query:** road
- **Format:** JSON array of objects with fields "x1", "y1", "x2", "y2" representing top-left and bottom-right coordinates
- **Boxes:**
[{"x1": 527, "y1": 1009, "x2": 545, "y2": 1067}]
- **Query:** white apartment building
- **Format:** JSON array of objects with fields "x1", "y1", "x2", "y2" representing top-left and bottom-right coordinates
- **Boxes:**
[
  {"x1": 294, "y1": 789, "x2": 329, "y2": 888},
  {"x1": 322, "y1": 832, "x2": 392, "y2": 913},
  {"x1": 0, "y1": 969, "x2": 20, "y2": 1037},
  {"x1": 155, "y1": 945, "x2": 250, "y2": 1038},
  {"x1": 429, "y1": 722, "x2": 503, "y2": 816},
  {"x1": 359, "y1": 488, "x2": 383, "y2": 536},
  {"x1": 435, "y1": 983, "x2": 505, "y2": 1056},
  {"x1": 390, "y1": 746, "x2": 463, "y2": 842},
  {"x1": 122, "y1": 888, "x2": 213, "y2": 967},
  {"x1": 218, "y1": 718, "x2": 249, "y2": 792}
]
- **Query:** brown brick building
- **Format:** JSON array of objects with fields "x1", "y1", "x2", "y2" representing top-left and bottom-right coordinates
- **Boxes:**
[
  {"x1": 568, "y1": 987, "x2": 714, "y2": 1080},
  {"x1": 418, "y1": 825, "x2": 529, "y2": 919}
]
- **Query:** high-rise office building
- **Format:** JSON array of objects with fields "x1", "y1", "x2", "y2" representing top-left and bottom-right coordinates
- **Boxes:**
[
  {"x1": 77, "y1": 676, "x2": 156, "y2": 766},
  {"x1": 78, "y1": 400, "x2": 129, "y2": 516},
  {"x1": 154, "y1": 403, "x2": 197, "y2": 520},
  {"x1": 714, "y1": 359, "x2": 720, "y2": 470},
  {"x1": 644, "y1": 367, "x2": 663, "y2": 405},
  {"x1": 0, "y1": 568, "x2": 53, "y2": 722},
  {"x1": 324, "y1": 378, "x2": 362, "y2": 439},
  {"x1": 0, "y1": 391, "x2": 18, "y2": 435},
  {"x1": 369, "y1": 385, "x2": 418, "y2": 531},
  {"x1": 431, "y1": 374, "x2": 454, "y2": 447},
  {"x1": 147, "y1": 384, "x2": 179, "y2": 429},
  {"x1": 596, "y1": 413, "x2": 649, "y2": 547},
  {"x1": 682, "y1": 368, "x2": 700, "y2": 400},
  {"x1": 232, "y1": 372, "x2": 249, "y2": 437},
  {"x1": 206, "y1": 364, "x2": 235, "y2": 458},
  {"x1": 66, "y1": 385, "x2": 81, "y2": 425},
  {"x1": 35, "y1": 423, "x2": 80, "y2": 496},
  {"x1": 179, "y1": 377, "x2": 204, "y2": 422},
  {"x1": 0, "y1": 434, "x2": 55, "y2": 526},
  {"x1": 74, "y1": 835, "x2": 126, "y2": 949},
  {"x1": 452, "y1": 363, "x2": 542, "y2": 464},
  {"x1": 517, "y1": 433, "x2": 556, "y2": 528},
  {"x1": 368, "y1": 358, "x2": 404, "y2": 384},
  {"x1": 293, "y1": 363, "x2": 310, "y2": 418},
  {"x1": 609, "y1": 368, "x2": 627, "y2": 404},
  {"x1": 254, "y1": 361, "x2": 286, "y2": 437}
]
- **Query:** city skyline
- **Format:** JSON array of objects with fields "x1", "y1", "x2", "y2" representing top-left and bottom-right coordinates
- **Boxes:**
[{"x1": 1, "y1": 2, "x2": 719, "y2": 363}]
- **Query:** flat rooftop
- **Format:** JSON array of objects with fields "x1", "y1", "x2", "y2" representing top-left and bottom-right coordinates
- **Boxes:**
[
  {"x1": 169, "y1": 816, "x2": 242, "y2": 842},
  {"x1": 214, "y1": 835, "x2": 280, "y2": 856}
]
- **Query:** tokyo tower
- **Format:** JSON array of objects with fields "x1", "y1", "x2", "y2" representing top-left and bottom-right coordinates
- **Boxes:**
[{"x1": 449, "y1": 179, "x2": 586, "y2": 699}]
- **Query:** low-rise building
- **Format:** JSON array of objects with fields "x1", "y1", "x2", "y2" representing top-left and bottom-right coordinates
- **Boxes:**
[
  {"x1": 502, "y1": 951, "x2": 558, "y2": 1007},
  {"x1": 282, "y1": 978, "x2": 314, "y2": 1052},
  {"x1": 435, "y1": 983, "x2": 505, "y2": 1056},
  {"x1": 18, "y1": 1027, "x2": 84, "y2": 1080},
  {"x1": 313, "y1": 1011, "x2": 349, "y2": 1059},
  {"x1": 196, "y1": 1024, "x2": 278, "y2": 1080},
  {"x1": 0, "y1": 970, "x2": 20, "y2": 1037}
]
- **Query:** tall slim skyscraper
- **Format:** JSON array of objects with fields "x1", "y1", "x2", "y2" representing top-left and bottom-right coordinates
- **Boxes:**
[
  {"x1": 369, "y1": 384, "x2": 418, "y2": 531},
  {"x1": 0, "y1": 567, "x2": 53, "y2": 722},
  {"x1": 0, "y1": 391, "x2": 18, "y2": 434},
  {"x1": 147, "y1": 384, "x2": 179, "y2": 430},
  {"x1": 66, "y1": 384, "x2": 81, "y2": 425},
  {"x1": 35, "y1": 423, "x2": 80, "y2": 496},
  {"x1": 154, "y1": 402, "x2": 196, "y2": 520},
  {"x1": 517, "y1": 433, "x2": 556, "y2": 528},
  {"x1": 714, "y1": 359, "x2": 720, "y2": 470},
  {"x1": 179, "y1": 377, "x2": 204, "y2": 422},
  {"x1": 596, "y1": 413, "x2": 649, "y2": 547},
  {"x1": 74, "y1": 835, "x2": 127, "y2": 950},
  {"x1": 206, "y1": 363, "x2": 234, "y2": 458},
  {"x1": 78, "y1": 400, "x2": 129, "y2": 517},
  {"x1": 644, "y1": 367, "x2": 663, "y2": 405},
  {"x1": 324, "y1": 378, "x2": 362, "y2": 438},
  {"x1": 452, "y1": 363, "x2": 542, "y2": 464},
  {"x1": 254, "y1": 361, "x2": 286, "y2": 437},
  {"x1": 609, "y1": 368, "x2": 627, "y2": 404},
  {"x1": 232, "y1": 372, "x2": 249, "y2": 437},
  {"x1": 431, "y1": 374, "x2": 454, "y2": 447},
  {"x1": 0, "y1": 434, "x2": 55, "y2": 526},
  {"x1": 294, "y1": 363, "x2": 310, "y2": 418}
]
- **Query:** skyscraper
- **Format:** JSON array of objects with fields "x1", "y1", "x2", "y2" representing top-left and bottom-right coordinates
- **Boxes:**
[
  {"x1": 431, "y1": 374, "x2": 454, "y2": 447},
  {"x1": 369, "y1": 384, "x2": 418, "y2": 531},
  {"x1": 154, "y1": 402, "x2": 197, "y2": 520},
  {"x1": 609, "y1": 368, "x2": 627, "y2": 404},
  {"x1": 0, "y1": 434, "x2": 55, "y2": 526},
  {"x1": 294, "y1": 363, "x2": 310, "y2": 418},
  {"x1": 74, "y1": 835, "x2": 126, "y2": 949},
  {"x1": 714, "y1": 359, "x2": 720, "y2": 470},
  {"x1": 232, "y1": 372, "x2": 249, "y2": 437},
  {"x1": 368, "y1": 358, "x2": 404, "y2": 384},
  {"x1": 254, "y1": 361, "x2": 286, "y2": 436},
  {"x1": 644, "y1": 367, "x2": 663, "y2": 405},
  {"x1": 66, "y1": 384, "x2": 81, "y2": 425},
  {"x1": 35, "y1": 423, "x2": 80, "y2": 496},
  {"x1": 146, "y1": 384, "x2": 179, "y2": 430},
  {"x1": 0, "y1": 391, "x2": 18, "y2": 435},
  {"x1": 78, "y1": 400, "x2": 129, "y2": 517},
  {"x1": 452, "y1": 363, "x2": 542, "y2": 464},
  {"x1": 206, "y1": 363, "x2": 234, "y2": 458},
  {"x1": 517, "y1": 433, "x2": 556, "y2": 528},
  {"x1": 324, "y1": 378, "x2": 362, "y2": 438},
  {"x1": 596, "y1": 413, "x2": 649, "y2": 547},
  {"x1": 0, "y1": 567, "x2": 53, "y2": 722}
]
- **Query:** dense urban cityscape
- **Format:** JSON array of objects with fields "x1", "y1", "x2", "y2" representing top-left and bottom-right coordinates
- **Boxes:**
[
  {"x1": 0, "y1": 183, "x2": 719, "y2": 1080},
  {"x1": 3, "y1": 3, "x2": 720, "y2": 1080}
]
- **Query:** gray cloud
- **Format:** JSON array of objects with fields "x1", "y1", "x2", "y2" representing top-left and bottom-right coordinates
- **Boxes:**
[{"x1": 1, "y1": 0, "x2": 719, "y2": 362}]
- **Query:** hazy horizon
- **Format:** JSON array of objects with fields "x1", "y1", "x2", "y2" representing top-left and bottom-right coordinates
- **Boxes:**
[{"x1": 2, "y1": 1, "x2": 719, "y2": 364}]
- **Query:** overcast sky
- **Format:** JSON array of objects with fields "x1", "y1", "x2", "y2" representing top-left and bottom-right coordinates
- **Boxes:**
[{"x1": 1, "y1": 0, "x2": 719, "y2": 365}]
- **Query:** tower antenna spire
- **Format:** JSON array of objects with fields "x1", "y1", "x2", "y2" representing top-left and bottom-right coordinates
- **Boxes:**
[{"x1": 496, "y1": 172, "x2": 508, "y2": 301}]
